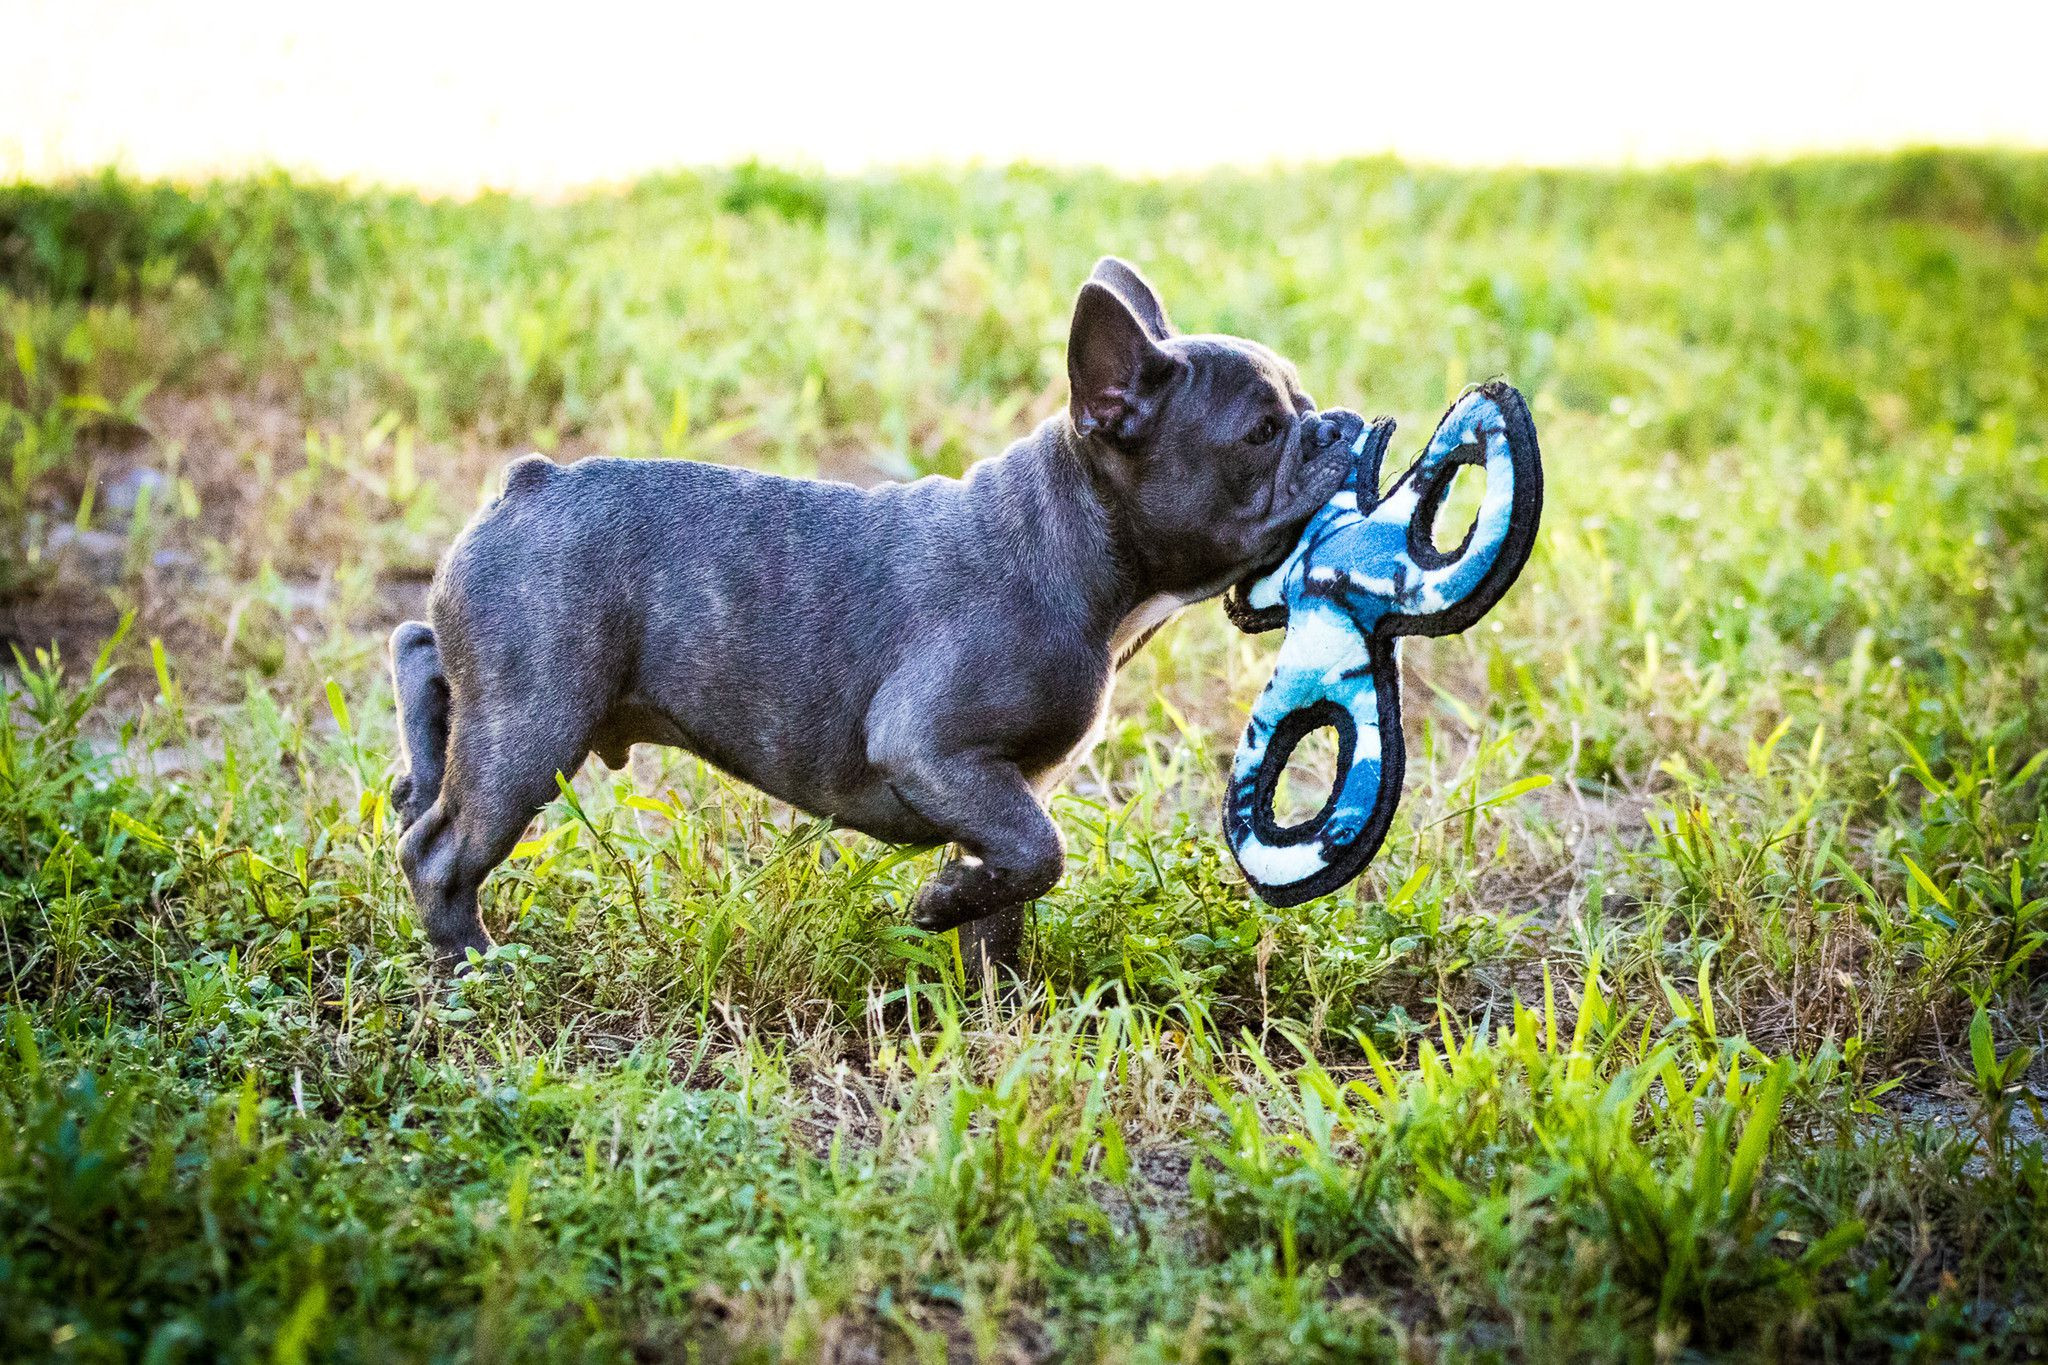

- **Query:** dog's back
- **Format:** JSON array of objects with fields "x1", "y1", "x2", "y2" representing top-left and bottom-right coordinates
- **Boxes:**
[{"x1": 420, "y1": 445, "x2": 1107, "y2": 826}]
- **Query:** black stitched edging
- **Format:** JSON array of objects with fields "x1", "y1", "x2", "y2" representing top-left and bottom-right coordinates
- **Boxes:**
[
  {"x1": 1232, "y1": 638, "x2": 1407, "y2": 907},
  {"x1": 1247, "y1": 698, "x2": 1355, "y2": 847},
  {"x1": 1380, "y1": 381, "x2": 1544, "y2": 641},
  {"x1": 1224, "y1": 583, "x2": 1288, "y2": 634}
]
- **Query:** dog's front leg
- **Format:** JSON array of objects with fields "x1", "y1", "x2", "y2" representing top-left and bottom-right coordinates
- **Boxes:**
[
  {"x1": 871, "y1": 744, "x2": 1064, "y2": 978},
  {"x1": 956, "y1": 906, "x2": 1031, "y2": 985}
]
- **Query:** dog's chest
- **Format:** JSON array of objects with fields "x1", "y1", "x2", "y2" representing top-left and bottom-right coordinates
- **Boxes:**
[
  {"x1": 1111, "y1": 592, "x2": 1186, "y2": 660},
  {"x1": 1032, "y1": 591, "x2": 1198, "y2": 797},
  {"x1": 1029, "y1": 679, "x2": 1117, "y2": 798},
  {"x1": 1110, "y1": 571, "x2": 1241, "y2": 663},
  {"x1": 1115, "y1": 585, "x2": 1232, "y2": 667}
]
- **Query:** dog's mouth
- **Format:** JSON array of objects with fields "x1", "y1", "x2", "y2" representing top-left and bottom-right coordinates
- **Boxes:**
[
  {"x1": 1230, "y1": 409, "x2": 1368, "y2": 592},
  {"x1": 1286, "y1": 442, "x2": 1354, "y2": 516},
  {"x1": 1229, "y1": 461, "x2": 1343, "y2": 594},
  {"x1": 1276, "y1": 412, "x2": 1365, "y2": 525}
]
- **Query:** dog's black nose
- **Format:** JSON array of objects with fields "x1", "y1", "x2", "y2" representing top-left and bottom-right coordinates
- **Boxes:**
[{"x1": 1304, "y1": 408, "x2": 1366, "y2": 456}]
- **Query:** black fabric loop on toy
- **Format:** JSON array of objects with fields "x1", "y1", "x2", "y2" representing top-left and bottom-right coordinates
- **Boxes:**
[
  {"x1": 1247, "y1": 698, "x2": 1355, "y2": 847},
  {"x1": 1378, "y1": 381, "x2": 1545, "y2": 641},
  {"x1": 1405, "y1": 440, "x2": 1486, "y2": 571},
  {"x1": 1241, "y1": 638, "x2": 1409, "y2": 908},
  {"x1": 1222, "y1": 579, "x2": 1286, "y2": 635}
]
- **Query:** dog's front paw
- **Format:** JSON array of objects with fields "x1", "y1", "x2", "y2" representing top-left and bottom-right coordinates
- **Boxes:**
[{"x1": 909, "y1": 871, "x2": 977, "y2": 935}]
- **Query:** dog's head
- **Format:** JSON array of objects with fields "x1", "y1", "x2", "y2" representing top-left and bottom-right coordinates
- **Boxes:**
[{"x1": 1066, "y1": 257, "x2": 1353, "y2": 598}]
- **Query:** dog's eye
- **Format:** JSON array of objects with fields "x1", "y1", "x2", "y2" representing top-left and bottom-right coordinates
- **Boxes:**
[{"x1": 1246, "y1": 416, "x2": 1283, "y2": 446}]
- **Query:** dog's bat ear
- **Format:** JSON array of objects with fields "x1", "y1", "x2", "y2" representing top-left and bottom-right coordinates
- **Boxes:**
[
  {"x1": 1087, "y1": 257, "x2": 1173, "y2": 340},
  {"x1": 1068, "y1": 281, "x2": 1178, "y2": 447}
]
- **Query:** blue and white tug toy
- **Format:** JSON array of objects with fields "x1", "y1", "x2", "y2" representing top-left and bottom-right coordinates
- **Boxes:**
[{"x1": 1222, "y1": 381, "x2": 1544, "y2": 906}]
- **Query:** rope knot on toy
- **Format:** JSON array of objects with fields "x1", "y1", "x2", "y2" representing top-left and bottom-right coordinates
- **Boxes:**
[{"x1": 1221, "y1": 381, "x2": 1544, "y2": 906}]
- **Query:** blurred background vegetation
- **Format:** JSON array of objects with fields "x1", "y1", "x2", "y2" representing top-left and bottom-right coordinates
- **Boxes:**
[{"x1": 1, "y1": 151, "x2": 2046, "y2": 1361}]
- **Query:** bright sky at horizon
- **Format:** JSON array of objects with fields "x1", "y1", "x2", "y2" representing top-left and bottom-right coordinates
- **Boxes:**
[{"x1": 6, "y1": 1, "x2": 2046, "y2": 191}]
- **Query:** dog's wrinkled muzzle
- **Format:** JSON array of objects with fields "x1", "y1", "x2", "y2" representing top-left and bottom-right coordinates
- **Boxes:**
[
  {"x1": 1227, "y1": 407, "x2": 1382, "y2": 634},
  {"x1": 1292, "y1": 407, "x2": 1372, "y2": 512}
]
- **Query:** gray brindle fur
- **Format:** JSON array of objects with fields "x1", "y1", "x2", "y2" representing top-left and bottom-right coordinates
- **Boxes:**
[{"x1": 390, "y1": 259, "x2": 1355, "y2": 975}]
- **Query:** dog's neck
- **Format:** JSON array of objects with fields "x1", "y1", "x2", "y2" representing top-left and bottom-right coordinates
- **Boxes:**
[{"x1": 974, "y1": 417, "x2": 1218, "y2": 657}]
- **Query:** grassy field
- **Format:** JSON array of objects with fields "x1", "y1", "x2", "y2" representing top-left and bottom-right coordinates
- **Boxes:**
[{"x1": 2, "y1": 152, "x2": 2047, "y2": 1362}]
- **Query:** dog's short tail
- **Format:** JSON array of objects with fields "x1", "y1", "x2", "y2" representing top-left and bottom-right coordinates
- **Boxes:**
[{"x1": 389, "y1": 621, "x2": 449, "y2": 832}]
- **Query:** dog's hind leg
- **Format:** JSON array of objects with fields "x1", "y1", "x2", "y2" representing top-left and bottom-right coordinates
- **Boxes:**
[
  {"x1": 399, "y1": 695, "x2": 596, "y2": 970},
  {"x1": 389, "y1": 622, "x2": 448, "y2": 833}
]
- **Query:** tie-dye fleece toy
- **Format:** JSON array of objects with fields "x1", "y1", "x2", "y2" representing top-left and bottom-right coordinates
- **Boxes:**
[{"x1": 1222, "y1": 381, "x2": 1543, "y2": 906}]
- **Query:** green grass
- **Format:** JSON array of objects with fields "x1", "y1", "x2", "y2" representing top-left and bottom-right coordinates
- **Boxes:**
[{"x1": 2, "y1": 151, "x2": 2046, "y2": 1361}]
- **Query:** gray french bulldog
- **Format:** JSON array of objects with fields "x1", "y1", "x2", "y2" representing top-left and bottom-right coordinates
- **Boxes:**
[{"x1": 389, "y1": 258, "x2": 1359, "y2": 974}]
